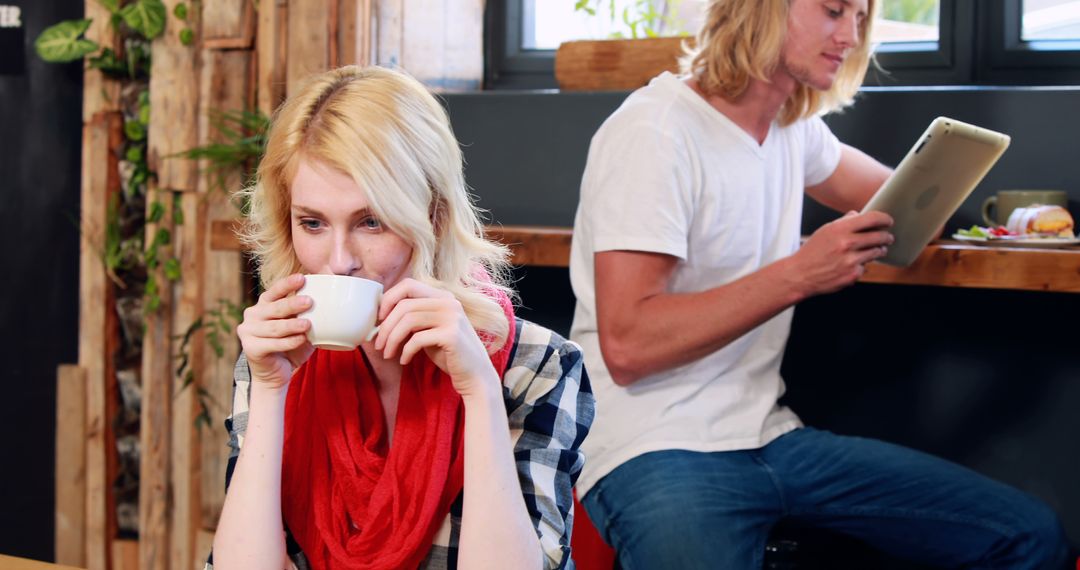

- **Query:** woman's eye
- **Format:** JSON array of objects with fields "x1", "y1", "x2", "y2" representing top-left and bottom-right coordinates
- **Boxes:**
[
  {"x1": 360, "y1": 217, "x2": 381, "y2": 230},
  {"x1": 299, "y1": 218, "x2": 323, "y2": 231},
  {"x1": 826, "y1": 5, "x2": 842, "y2": 17}
]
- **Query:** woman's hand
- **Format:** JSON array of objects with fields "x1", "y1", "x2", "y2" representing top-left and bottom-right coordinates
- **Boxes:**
[
  {"x1": 373, "y1": 278, "x2": 498, "y2": 399},
  {"x1": 236, "y1": 273, "x2": 315, "y2": 391}
]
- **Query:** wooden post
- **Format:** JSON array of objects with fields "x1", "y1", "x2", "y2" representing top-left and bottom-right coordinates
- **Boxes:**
[
  {"x1": 196, "y1": 49, "x2": 253, "y2": 534},
  {"x1": 80, "y1": 110, "x2": 124, "y2": 570},
  {"x1": 203, "y1": 0, "x2": 256, "y2": 49},
  {"x1": 148, "y1": 0, "x2": 202, "y2": 194},
  {"x1": 111, "y1": 539, "x2": 140, "y2": 570},
  {"x1": 375, "y1": 0, "x2": 404, "y2": 69},
  {"x1": 257, "y1": 0, "x2": 288, "y2": 115},
  {"x1": 55, "y1": 365, "x2": 87, "y2": 568},
  {"x1": 286, "y1": 0, "x2": 332, "y2": 95},
  {"x1": 138, "y1": 185, "x2": 174, "y2": 570}
]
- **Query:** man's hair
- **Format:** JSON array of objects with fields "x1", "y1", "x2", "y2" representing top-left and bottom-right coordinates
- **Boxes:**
[
  {"x1": 238, "y1": 65, "x2": 513, "y2": 348},
  {"x1": 680, "y1": 0, "x2": 877, "y2": 125}
]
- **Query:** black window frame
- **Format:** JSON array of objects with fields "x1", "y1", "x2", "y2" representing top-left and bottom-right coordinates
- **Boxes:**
[{"x1": 484, "y1": 0, "x2": 1080, "y2": 90}]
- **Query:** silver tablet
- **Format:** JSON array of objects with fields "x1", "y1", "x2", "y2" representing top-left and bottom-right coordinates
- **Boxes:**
[{"x1": 861, "y1": 116, "x2": 1011, "y2": 267}]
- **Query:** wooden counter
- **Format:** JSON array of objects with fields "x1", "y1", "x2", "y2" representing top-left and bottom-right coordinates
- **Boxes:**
[{"x1": 210, "y1": 221, "x2": 1080, "y2": 293}]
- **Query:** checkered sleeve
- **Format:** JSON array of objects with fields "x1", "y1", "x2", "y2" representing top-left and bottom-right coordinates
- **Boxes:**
[
  {"x1": 204, "y1": 354, "x2": 310, "y2": 570},
  {"x1": 503, "y1": 319, "x2": 596, "y2": 570}
]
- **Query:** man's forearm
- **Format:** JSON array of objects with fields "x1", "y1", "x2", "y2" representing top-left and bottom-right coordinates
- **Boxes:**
[{"x1": 601, "y1": 256, "x2": 808, "y2": 385}]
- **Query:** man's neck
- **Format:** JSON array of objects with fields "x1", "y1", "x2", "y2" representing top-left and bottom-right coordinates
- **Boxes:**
[{"x1": 687, "y1": 72, "x2": 796, "y2": 145}]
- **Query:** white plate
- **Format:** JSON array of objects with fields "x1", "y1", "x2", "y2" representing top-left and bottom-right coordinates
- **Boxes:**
[{"x1": 952, "y1": 234, "x2": 1080, "y2": 248}]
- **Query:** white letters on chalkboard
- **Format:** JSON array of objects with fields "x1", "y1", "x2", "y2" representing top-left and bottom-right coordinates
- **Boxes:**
[{"x1": 0, "y1": 6, "x2": 21, "y2": 29}]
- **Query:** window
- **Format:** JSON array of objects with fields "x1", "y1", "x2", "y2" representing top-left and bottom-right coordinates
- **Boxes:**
[{"x1": 485, "y1": 0, "x2": 1080, "y2": 89}]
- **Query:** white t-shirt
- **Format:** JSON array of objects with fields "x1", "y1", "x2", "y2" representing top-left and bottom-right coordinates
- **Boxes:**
[{"x1": 570, "y1": 72, "x2": 843, "y2": 498}]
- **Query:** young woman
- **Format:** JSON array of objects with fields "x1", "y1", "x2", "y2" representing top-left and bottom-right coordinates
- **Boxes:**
[{"x1": 208, "y1": 66, "x2": 594, "y2": 570}]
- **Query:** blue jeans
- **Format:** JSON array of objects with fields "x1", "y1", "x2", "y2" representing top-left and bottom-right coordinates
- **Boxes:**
[{"x1": 581, "y1": 428, "x2": 1069, "y2": 569}]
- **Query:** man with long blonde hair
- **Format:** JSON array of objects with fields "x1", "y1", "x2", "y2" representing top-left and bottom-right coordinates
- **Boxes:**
[{"x1": 569, "y1": 0, "x2": 1068, "y2": 567}]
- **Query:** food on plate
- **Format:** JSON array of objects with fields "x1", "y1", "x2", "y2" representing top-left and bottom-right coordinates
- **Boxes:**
[{"x1": 1005, "y1": 204, "x2": 1075, "y2": 237}]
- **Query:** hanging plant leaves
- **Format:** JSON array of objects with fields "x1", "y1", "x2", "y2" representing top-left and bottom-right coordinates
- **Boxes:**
[
  {"x1": 120, "y1": 0, "x2": 167, "y2": 40},
  {"x1": 87, "y1": 47, "x2": 127, "y2": 78},
  {"x1": 99, "y1": 0, "x2": 120, "y2": 14},
  {"x1": 124, "y1": 120, "x2": 146, "y2": 141},
  {"x1": 34, "y1": 19, "x2": 100, "y2": 63},
  {"x1": 163, "y1": 258, "x2": 182, "y2": 282}
]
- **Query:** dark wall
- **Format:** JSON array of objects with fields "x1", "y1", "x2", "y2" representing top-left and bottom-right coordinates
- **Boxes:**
[
  {"x1": 443, "y1": 87, "x2": 1080, "y2": 552},
  {"x1": 0, "y1": 0, "x2": 83, "y2": 562}
]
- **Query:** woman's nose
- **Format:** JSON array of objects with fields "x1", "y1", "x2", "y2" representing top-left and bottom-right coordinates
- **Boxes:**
[{"x1": 327, "y1": 235, "x2": 358, "y2": 276}]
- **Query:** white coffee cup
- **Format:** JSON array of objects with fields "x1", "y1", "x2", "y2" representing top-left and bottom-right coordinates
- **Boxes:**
[{"x1": 297, "y1": 274, "x2": 383, "y2": 351}]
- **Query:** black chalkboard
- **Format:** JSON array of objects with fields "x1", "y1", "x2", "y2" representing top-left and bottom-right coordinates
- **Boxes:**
[{"x1": 0, "y1": 4, "x2": 25, "y2": 75}]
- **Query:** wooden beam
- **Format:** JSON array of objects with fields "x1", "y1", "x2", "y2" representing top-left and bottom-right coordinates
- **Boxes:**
[
  {"x1": 375, "y1": 0, "x2": 404, "y2": 69},
  {"x1": 111, "y1": 539, "x2": 139, "y2": 570},
  {"x1": 256, "y1": 0, "x2": 288, "y2": 115},
  {"x1": 286, "y1": 0, "x2": 331, "y2": 96},
  {"x1": 169, "y1": 191, "x2": 206, "y2": 570},
  {"x1": 198, "y1": 49, "x2": 252, "y2": 533},
  {"x1": 202, "y1": 0, "x2": 256, "y2": 49},
  {"x1": 148, "y1": 0, "x2": 202, "y2": 192},
  {"x1": 79, "y1": 110, "x2": 124, "y2": 570},
  {"x1": 138, "y1": 188, "x2": 174, "y2": 570},
  {"x1": 83, "y1": 0, "x2": 120, "y2": 121},
  {"x1": 336, "y1": 0, "x2": 367, "y2": 66},
  {"x1": 55, "y1": 365, "x2": 86, "y2": 569}
]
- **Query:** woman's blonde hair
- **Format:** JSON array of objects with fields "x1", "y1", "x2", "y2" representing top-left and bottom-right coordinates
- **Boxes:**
[
  {"x1": 680, "y1": 0, "x2": 877, "y2": 126},
  {"x1": 238, "y1": 66, "x2": 514, "y2": 348}
]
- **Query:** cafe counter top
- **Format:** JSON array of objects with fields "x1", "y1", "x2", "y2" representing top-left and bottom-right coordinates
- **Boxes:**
[
  {"x1": 480, "y1": 226, "x2": 1080, "y2": 294},
  {"x1": 210, "y1": 221, "x2": 1080, "y2": 293}
]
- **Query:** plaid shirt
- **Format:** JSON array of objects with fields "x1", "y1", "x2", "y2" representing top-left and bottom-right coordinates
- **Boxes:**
[{"x1": 206, "y1": 318, "x2": 594, "y2": 570}]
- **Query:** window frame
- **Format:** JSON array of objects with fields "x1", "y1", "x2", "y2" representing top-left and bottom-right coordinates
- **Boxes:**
[{"x1": 484, "y1": 0, "x2": 1080, "y2": 90}]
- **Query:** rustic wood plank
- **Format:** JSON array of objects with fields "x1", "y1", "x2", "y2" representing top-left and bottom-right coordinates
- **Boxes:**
[
  {"x1": 55, "y1": 365, "x2": 86, "y2": 569},
  {"x1": 80, "y1": 111, "x2": 124, "y2": 570},
  {"x1": 334, "y1": 0, "x2": 373, "y2": 65},
  {"x1": 357, "y1": 0, "x2": 374, "y2": 66},
  {"x1": 257, "y1": 0, "x2": 288, "y2": 114},
  {"x1": 441, "y1": 0, "x2": 484, "y2": 90},
  {"x1": 111, "y1": 539, "x2": 139, "y2": 570},
  {"x1": 400, "y1": 0, "x2": 441, "y2": 85},
  {"x1": 149, "y1": 0, "x2": 202, "y2": 192},
  {"x1": 83, "y1": 0, "x2": 120, "y2": 120},
  {"x1": 286, "y1": 0, "x2": 331, "y2": 96},
  {"x1": 138, "y1": 188, "x2": 174, "y2": 570},
  {"x1": 555, "y1": 37, "x2": 687, "y2": 91},
  {"x1": 375, "y1": 0, "x2": 404, "y2": 68},
  {"x1": 195, "y1": 529, "x2": 215, "y2": 567},
  {"x1": 198, "y1": 49, "x2": 252, "y2": 532},
  {"x1": 170, "y1": 191, "x2": 205, "y2": 570},
  {"x1": 203, "y1": 0, "x2": 256, "y2": 49}
]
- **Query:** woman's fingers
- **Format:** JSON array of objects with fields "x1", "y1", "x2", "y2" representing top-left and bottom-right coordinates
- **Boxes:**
[
  {"x1": 258, "y1": 273, "x2": 306, "y2": 304},
  {"x1": 244, "y1": 334, "x2": 310, "y2": 360},
  {"x1": 378, "y1": 278, "x2": 453, "y2": 320},
  {"x1": 374, "y1": 297, "x2": 448, "y2": 349},
  {"x1": 245, "y1": 317, "x2": 311, "y2": 340},
  {"x1": 379, "y1": 309, "x2": 445, "y2": 360}
]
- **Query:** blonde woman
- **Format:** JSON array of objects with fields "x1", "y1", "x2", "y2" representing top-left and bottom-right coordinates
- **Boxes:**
[
  {"x1": 208, "y1": 66, "x2": 593, "y2": 570},
  {"x1": 569, "y1": 0, "x2": 1067, "y2": 568}
]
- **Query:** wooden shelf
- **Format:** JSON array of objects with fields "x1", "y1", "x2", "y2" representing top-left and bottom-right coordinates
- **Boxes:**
[{"x1": 210, "y1": 221, "x2": 1080, "y2": 293}]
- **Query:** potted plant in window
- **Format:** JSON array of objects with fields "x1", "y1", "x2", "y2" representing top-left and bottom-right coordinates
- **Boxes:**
[{"x1": 555, "y1": 0, "x2": 693, "y2": 91}]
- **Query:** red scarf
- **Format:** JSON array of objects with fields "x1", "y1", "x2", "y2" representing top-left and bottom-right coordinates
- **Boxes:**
[{"x1": 281, "y1": 289, "x2": 515, "y2": 570}]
